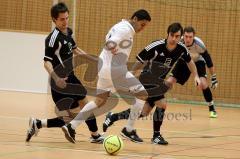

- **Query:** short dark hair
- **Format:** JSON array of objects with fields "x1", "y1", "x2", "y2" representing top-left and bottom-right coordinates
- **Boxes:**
[
  {"x1": 167, "y1": 22, "x2": 183, "y2": 35},
  {"x1": 184, "y1": 26, "x2": 196, "y2": 34},
  {"x1": 131, "y1": 9, "x2": 151, "y2": 21},
  {"x1": 51, "y1": 2, "x2": 69, "y2": 19}
]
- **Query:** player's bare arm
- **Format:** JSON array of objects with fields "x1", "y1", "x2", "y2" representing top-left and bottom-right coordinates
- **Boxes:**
[
  {"x1": 73, "y1": 47, "x2": 98, "y2": 62},
  {"x1": 131, "y1": 61, "x2": 146, "y2": 77},
  {"x1": 44, "y1": 61, "x2": 67, "y2": 89},
  {"x1": 186, "y1": 60, "x2": 202, "y2": 89}
]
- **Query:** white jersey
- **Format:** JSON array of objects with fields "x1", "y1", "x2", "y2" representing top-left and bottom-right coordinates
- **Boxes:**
[{"x1": 98, "y1": 19, "x2": 135, "y2": 79}]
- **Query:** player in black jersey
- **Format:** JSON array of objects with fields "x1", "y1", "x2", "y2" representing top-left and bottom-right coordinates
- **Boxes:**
[
  {"x1": 103, "y1": 23, "x2": 202, "y2": 144},
  {"x1": 26, "y1": 2, "x2": 104, "y2": 143}
]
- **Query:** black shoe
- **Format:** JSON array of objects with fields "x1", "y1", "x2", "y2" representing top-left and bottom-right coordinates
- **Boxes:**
[
  {"x1": 90, "y1": 134, "x2": 105, "y2": 144},
  {"x1": 120, "y1": 127, "x2": 143, "y2": 143},
  {"x1": 103, "y1": 112, "x2": 114, "y2": 132},
  {"x1": 151, "y1": 135, "x2": 168, "y2": 145},
  {"x1": 62, "y1": 124, "x2": 76, "y2": 143},
  {"x1": 26, "y1": 117, "x2": 40, "y2": 142}
]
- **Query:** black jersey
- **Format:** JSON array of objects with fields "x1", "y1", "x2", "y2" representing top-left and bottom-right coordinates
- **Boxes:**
[
  {"x1": 136, "y1": 39, "x2": 191, "y2": 78},
  {"x1": 44, "y1": 27, "x2": 77, "y2": 77}
]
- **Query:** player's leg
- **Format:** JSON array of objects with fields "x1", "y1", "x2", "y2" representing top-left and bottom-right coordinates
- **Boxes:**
[
  {"x1": 196, "y1": 61, "x2": 217, "y2": 118},
  {"x1": 63, "y1": 92, "x2": 110, "y2": 143},
  {"x1": 102, "y1": 97, "x2": 154, "y2": 132},
  {"x1": 152, "y1": 98, "x2": 168, "y2": 145},
  {"x1": 26, "y1": 86, "x2": 71, "y2": 142},
  {"x1": 62, "y1": 77, "x2": 112, "y2": 143},
  {"x1": 77, "y1": 98, "x2": 105, "y2": 143},
  {"x1": 116, "y1": 72, "x2": 148, "y2": 142},
  {"x1": 201, "y1": 78, "x2": 217, "y2": 117}
]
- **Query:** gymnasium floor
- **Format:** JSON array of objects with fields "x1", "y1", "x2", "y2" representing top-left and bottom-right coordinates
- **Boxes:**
[{"x1": 0, "y1": 90, "x2": 240, "y2": 159}]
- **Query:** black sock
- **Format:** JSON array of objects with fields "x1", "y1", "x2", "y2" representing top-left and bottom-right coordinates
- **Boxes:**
[
  {"x1": 91, "y1": 134, "x2": 100, "y2": 139},
  {"x1": 47, "y1": 117, "x2": 65, "y2": 128},
  {"x1": 85, "y1": 115, "x2": 98, "y2": 132},
  {"x1": 202, "y1": 87, "x2": 215, "y2": 111},
  {"x1": 153, "y1": 107, "x2": 165, "y2": 137},
  {"x1": 36, "y1": 119, "x2": 42, "y2": 129},
  {"x1": 209, "y1": 105, "x2": 215, "y2": 112},
  {"x1": 139, "y1": 114, "x2": 145, "y2": 118},
  {"x1": 111, "y1": 109, "x2": 131, "y2": 122},
  {"x1": 153, "y1": 131, "x2": 160, "y2": 137}
]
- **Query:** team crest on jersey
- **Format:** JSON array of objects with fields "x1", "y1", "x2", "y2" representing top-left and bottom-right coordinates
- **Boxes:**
[{"x1": 160, "y1": 52, "x2": 164, "y2": 56}]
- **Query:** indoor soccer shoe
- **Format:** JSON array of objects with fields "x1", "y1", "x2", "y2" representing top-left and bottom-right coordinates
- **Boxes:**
[
  {"x1": 26, "y1": 117, "x2": 40, "y2": 142},
  {"x1": 90, "y1": 133, "x2": 105, "y2": 143},
  {"x1": 62, "y1": 124, "x2": 76, "y2": 143},
  {"x1": 209, "y1": 111, "x2": 218, "y2": 118},
  {"x1": 120, "y1": 127, "x2": 143, "y2": 143},
  {"x1": 103, "y1": 112, "x2": 114, "y2": 132},
  {"x1": 151, "y1": 135, "x2": 168, "y2": 145}
]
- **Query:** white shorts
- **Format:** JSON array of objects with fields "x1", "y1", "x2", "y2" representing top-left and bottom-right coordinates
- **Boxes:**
[{"x1": 97, "y1": 71, "x2": 145, "y2": 94}]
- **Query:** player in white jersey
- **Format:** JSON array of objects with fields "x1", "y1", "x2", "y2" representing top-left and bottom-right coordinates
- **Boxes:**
[
  {"x1": 102, "y1": 23, "x2": 202, "y2": 145},
  {"x1": 62, "y1": 9, "x2": 151, "y2": 143}
]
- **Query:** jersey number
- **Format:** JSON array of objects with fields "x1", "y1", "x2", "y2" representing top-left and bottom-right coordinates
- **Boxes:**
[{"x1": 164, "y1": 58, "x2": 172, "y2": 67}]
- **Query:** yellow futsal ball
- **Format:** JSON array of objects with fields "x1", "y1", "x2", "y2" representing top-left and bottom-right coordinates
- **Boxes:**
[{"x1": 103, "y1": 135, "x2": 123, "y2": 155}]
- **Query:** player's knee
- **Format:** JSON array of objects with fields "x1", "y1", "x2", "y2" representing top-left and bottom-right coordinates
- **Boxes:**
[
  {"x1": 200, "y1": 78, "x2": 209, "y2": 90},
  {"x1": 155, "y1": 100, "x2": 167, "y2": 109},
  {"x1": 94, "y1": 98, "x2": 107, "y2": 107},
  {"x1": 78, "y1": 97, "x2": 88, "y2": 109},
  {"x1": 135, "y1": 89, "x2": 148, "y2": 101},
  {"x1": 165, "y1": 77, "x2": 176, "y2": 89},
  {"x1": 165, "y1": 81, "x2": 173, "y2": 90},
  {"x1": 130, "y1": 84, "x2": 148, "y2": 100}
]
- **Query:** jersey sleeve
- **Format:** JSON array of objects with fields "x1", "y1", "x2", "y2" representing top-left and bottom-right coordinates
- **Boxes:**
[
  {"x1": 44, "y1": 36, "x2": 59, "y2": 62},
  {"x1": 71, "y1": 38, "x2": 77, "y2": 49},
  {"x1": 68, "y1": 28, "x2": 77, "y2": 49},
  {"x1": 136, "y1": 43, "x2": 158, "y2": 63},
  {"x1": 194, "y1": 37, "x2": 207, "y2": 53},
  {"x1": 201, "y1": 50, "x2": 213, "y2": 67}
]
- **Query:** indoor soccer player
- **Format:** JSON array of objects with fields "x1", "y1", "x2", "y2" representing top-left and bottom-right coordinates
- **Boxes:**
[{"x1": 26, "y1": 2, "x2": 104, "y2": 143}]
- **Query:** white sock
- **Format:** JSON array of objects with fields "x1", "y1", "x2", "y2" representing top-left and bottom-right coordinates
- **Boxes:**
[
  {"x1": 125, "y1": 98, "x2": 145, "y2": 132},
  {"x1": 41, "y1": 119, "x2": 47, "y2": 127},
  {"x1": 70, "y1": 101, "x2": 97, "y2": 129},
  {"x1": 209, "y1": 100, "x2": 214, "y2": 106}
]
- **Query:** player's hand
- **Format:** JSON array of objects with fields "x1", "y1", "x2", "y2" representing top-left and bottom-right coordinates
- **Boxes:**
[
  {"x1": 211, "y1": 74, "x2": 218, "y2": 89},
  {"x1": 194, "y1": 76, "x2": 202, "y2": 89},
  {"x1": 55, "y1": 77, "x2": 68, "y2": 89}
]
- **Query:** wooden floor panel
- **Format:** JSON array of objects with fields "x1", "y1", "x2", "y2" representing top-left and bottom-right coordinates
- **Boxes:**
[{"x1": 0, "y1": 91, "x2": 240, "y2": 159}]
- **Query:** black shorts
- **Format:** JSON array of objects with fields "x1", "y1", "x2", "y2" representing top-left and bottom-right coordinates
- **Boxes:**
[
  {"x1": 139, "y1": 70, "x2": 168, "y2": 108},
  {"x1": 144, "y1": 84, "x2": 165, "y2": 108},
  {"x1": 171, "y1": 59, "x2": 207, "y2": 85},
  {"x1": 50, "y1": 74, "x2": 87, "y2": 111}
]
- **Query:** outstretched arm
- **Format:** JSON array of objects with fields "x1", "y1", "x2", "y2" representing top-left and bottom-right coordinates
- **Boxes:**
[
  {"x1": 44, "y1": 61, "x2": 67, "y2": 89},
  {"x1": 201, "y1": 50, "x2": 218, "y2": 89},
  {"x1": 73, "y1": 47, "x2": 98, "y2": 62},
  {"x1": 186, "y1": 60, "x2": 202, "y2": 89},
  {"x1": 131, "y1": 61, "x2": 146, "y2": 77}
]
